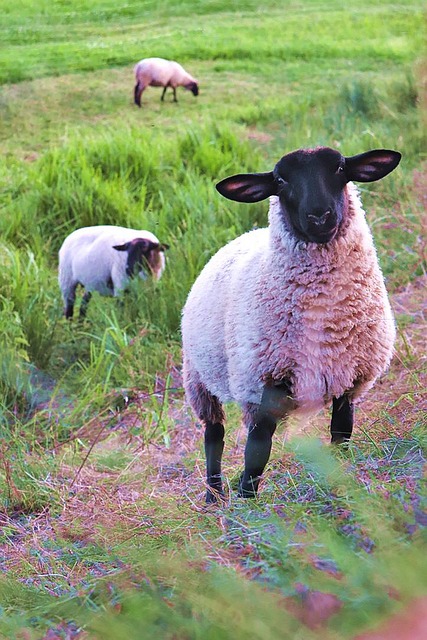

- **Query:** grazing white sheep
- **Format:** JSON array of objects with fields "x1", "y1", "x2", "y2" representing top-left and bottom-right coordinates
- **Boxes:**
[
  {"x1": 181, "y1": 146, "x2": 401, "y2": 503},
  {"x1": 59, "y1": 225, "x2": 168, "y2": 319},
  {"x1": 134, "y1": 57, "x2": 199, "y2": 106}
]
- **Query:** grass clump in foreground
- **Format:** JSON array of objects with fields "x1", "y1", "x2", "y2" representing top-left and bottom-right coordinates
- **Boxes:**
[{"x1": 0, "y1": 436, "x2": 425, "y2": 639}]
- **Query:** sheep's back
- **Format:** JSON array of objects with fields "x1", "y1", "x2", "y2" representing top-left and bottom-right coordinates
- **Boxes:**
[{"x1": 134, "y1": 58, "x2": 186, "y2": 86}]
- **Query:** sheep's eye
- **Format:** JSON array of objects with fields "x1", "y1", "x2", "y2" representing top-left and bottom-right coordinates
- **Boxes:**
[
  {"x1": 276, "y1": 176, "x2": 287, "y2": 186},
  {"x1": 336, "y1": 164, "x2": 345, "y2": 174}
]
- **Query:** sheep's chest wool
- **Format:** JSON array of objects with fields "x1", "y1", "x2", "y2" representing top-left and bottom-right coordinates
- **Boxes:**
[{"x1": 250, "y1": 189, "x2": 396, "y2": 411}]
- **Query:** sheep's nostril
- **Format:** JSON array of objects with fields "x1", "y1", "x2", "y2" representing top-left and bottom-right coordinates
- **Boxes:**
[{"x1": 308, "y1": 210, "x2": 333, "y2": 226}]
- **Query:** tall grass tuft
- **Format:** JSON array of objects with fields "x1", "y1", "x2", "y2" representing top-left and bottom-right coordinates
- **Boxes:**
[
  {"x1": 2, "y1": 123, "x2": 262, "y2": 257},
  {"x1": 0, "y1": 244, "x2": 59, "y2": 369}
]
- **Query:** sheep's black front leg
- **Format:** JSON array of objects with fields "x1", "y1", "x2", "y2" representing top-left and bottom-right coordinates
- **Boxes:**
[
  {"x1": 172, "y1": 87, "x2": 178, "y2": 102},
  {"x1": 239, "y1": 414, "x2": 277, "y2": 498},
  {"x1": 239, "y1": 380, "x2": 294, "y2": 498},
  {"x1": 65, "y1": 300, "x2": 74, "y2": 320},
  {"x1": 79, "y1": 291, "x2": 92, "y2": 319},
  {"x1": 331, "y1": 394, "x2": 354, "y2": 444},
  {"x1": 205, "y1": 421, "x2": 225, "y2": 503},
  {"x1": 161, "y1": 86, "x2": 167, "y2": 102}
]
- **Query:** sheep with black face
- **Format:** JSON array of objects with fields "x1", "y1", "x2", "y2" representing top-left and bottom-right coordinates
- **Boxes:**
[
  {"x1": 59, "y1": 225, "x2": 168, "y2": 319},
  {"x1": 181, "y1": 146, "x2": 401, "y2": 503},
  {"x1": 134, "y1": 57, "x2": 199, "y2": 106}
]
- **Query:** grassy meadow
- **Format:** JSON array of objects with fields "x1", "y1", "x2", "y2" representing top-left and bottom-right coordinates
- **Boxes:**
[{"x1": 0, "y1": 0, "x2": 426, "y2": 638}]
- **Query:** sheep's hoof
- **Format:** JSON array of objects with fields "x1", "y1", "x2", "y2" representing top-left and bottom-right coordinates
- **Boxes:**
[
  {"x1": 237, "y1": 475, "x2": 259, "y2": 499},
  {"x1": 205, "y1": 488, "x2": 225, "y2": 504},
  {"x1": 331, "y1": 436, "x2": 351, "y2": 446},
  {"x1": 331, "y1": 437, "x2": 351, "y2": 453},
  {"x1": 237, "y1": 489, "x2": 257, "y2": 499}
]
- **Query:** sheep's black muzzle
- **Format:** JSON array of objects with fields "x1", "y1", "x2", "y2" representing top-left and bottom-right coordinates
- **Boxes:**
[{"x1": 304, "y1": 209, "x2": 339, "y2": 244}]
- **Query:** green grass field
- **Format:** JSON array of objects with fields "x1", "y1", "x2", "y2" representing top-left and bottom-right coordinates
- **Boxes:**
[{"x1": 0, "y1": 1, "x2": 426, "y2": 638}]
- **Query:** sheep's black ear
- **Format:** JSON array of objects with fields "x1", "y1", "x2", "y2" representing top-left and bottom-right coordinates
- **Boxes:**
[
  {"x1": 216, "y1": 171, "x2": 276, "y2": 203},
  {"x1": 113, "y1": 242, "x2": 130, "y2": 252},
  {"x1": 159, "y1": 243, "x2": 170, "y2": 251},
  {"x1": 345, "y1": 150, "x2": 401, "y2": 183}
]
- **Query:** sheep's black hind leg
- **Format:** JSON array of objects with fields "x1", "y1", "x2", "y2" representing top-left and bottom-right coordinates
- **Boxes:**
[
  {"x1": 239, "y1": 380, "x2": 294, "y2": 498},
  {"x1": 183, "y1": 369, "x2": 226, "y2": 503},
  {"x1": 205, "y1": 421, "x2": 225, "y2": 504},
  {"x1": 134, "y1": 83, "x2": 143, "y2": 107},
  {"x1": 64, "y1": 283, "x2": 78, "y2": 319},
  {"x1": 79, "y1": 291, "x2": 92, "y2": 319},
  {"x1": 330, "y1": 394, "x2": 354, "y2": 444},
  {"x1": 161, "y1": 86, "x2": 167, "y2": 102}
]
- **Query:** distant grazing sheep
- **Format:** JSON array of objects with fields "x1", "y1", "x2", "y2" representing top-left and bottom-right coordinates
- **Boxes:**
[
  {"x1": 181, "y1": 145, "x2": 401, "y2": 503},
  {"x1": 59, "y1": 225, "x2": 168, "y2": 319},
  {"x1": 134, "y1": 57, "x2": 199, "y2": 106}
]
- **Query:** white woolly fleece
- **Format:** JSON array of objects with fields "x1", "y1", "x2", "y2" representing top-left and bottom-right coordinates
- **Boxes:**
[
  {"x1": 182, "y1": 183, "x2": 395, "y2": 414},
  {"x1": 58, "y1": 225, "x2": 164, "y2": 302}
]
